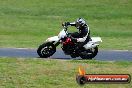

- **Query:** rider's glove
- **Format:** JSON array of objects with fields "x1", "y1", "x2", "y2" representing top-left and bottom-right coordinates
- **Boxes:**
[
  {"x1": 62, "y1": 22, "x2": 70, "y2": 27},
  {"x1": 66, "y1": 22, "x2": 70, "y2": 25}
]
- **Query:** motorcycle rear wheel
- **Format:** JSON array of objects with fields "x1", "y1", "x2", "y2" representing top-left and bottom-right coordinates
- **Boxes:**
[
  {"x1": 80, "y1": 46, "x2": 98, "y2": 59},
  {"x1": 37, "y1": 42, "x2": 56, "y2": 58}
]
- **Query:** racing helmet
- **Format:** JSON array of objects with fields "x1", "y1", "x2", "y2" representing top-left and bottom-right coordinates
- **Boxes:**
[{"x1": 76, "y1": 18, "x2": 86, "y2": 28}]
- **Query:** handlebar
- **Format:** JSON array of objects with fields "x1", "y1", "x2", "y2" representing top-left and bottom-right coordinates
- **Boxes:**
[
  {"x1": 62, "y1": 22, "x2": 68, "y2": 31},
  {"x1": 63, "y1": 25, "x2": 68, "y2": 31}
]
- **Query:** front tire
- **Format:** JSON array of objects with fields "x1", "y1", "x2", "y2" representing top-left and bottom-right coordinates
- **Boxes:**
[
  {"x1": 80, "y1": 46, "x2": 98, "y2": 59},
  {"x1": 37, "y1": 42, "x2": 56, "y2": 58}
]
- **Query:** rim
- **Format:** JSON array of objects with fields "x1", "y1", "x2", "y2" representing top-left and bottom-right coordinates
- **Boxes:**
[
  {"x1": 41, "y1": 46, "x2": 54, "y2": 56},
  {"x1": 80, "y1": 48, "x2": 96, "y2": 56},
  {"x1": 89, "y1": 48, "x2": 96, "y2": 54}
]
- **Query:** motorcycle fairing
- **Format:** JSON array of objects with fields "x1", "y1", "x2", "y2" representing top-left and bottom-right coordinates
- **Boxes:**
[{"x1": 46, "y1": 36, "x2": 59, "y2": 42}]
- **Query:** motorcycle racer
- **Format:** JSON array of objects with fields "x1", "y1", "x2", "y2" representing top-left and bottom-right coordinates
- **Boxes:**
[{"x1": 63, "y1": 18, "x2": 91, "y2": 50}]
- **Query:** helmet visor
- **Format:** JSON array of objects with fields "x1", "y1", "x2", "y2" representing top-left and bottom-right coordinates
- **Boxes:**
[{"x1": 76, "y1": 22, "x2": 81, "y2": 29}]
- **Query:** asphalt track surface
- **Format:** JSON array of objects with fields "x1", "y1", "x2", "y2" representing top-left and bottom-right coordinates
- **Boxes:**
[{"x1": 0, "y1": 48, "x2": 132, "y2": 61}]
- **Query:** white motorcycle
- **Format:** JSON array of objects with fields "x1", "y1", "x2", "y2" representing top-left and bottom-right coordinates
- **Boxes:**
[{"x1": 37, "y1": 26, "x2": 102, "y2": 59}]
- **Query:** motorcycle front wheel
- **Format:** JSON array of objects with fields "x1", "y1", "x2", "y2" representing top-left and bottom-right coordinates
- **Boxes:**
[
  {"x1": 37, "y1": 42, "x2": 56, "y2": 58},
  {"x1": 79, "y1": 46, "x2": 98, "y2": 59}
]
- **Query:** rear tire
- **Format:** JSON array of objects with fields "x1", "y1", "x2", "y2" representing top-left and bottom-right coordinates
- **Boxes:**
[
  {"x1": 37, "y1": 42, "x2": 56, "y2": 58},
  {"x1": 80, "y1": 46, "x2": 98, "y2": 59}
]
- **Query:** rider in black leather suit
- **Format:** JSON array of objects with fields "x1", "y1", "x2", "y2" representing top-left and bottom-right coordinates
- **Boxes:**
[{"x1": 64, "y1": 18, "x2": 91, "y2": 49}]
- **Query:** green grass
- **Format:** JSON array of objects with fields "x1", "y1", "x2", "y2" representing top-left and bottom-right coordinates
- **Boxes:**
[
  {"x1": 0, "y1": 57, "x2": 132, "y2": 88},
  {"x1": 0, "y1": 0, "x2": 132, "y2": 49}
]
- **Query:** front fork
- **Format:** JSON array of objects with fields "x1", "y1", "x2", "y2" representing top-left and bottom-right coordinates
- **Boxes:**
[{"x1": 50, "y1": 40, "x2": 60, "y2": 47}]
